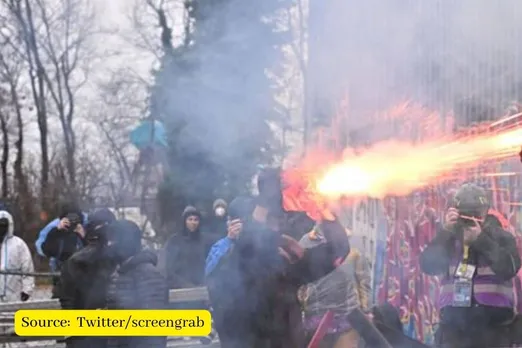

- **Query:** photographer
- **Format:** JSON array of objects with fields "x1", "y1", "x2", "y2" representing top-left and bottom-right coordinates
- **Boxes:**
[
  {"x1": 59, "y1": 209, "x2": 116, "y2": 348},
  {"x1": 38, "y1": 202, "x2": 88, "y2": 298},
  {"x1": 420, "y1": 183, "x2": 521, "y2": 348}
]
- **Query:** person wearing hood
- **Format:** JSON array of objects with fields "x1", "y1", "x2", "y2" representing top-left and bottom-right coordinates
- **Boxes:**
[
  {"x1": 0, "y1": 210, "x2": 34, "y2": 303},
  {"x1": 105, "y1": 219, "x2": 168, "y2": 348},
  {"x1": 298, "y1": 226, "x2": 372, "y2": 348},
  {"x1": 163, "y1": 206, "x2": 209, "y2": 289},
  {"x1": 205, "y1": 168, "x2": 351, "y2": 348},
  {"x1": 209, "y1": 199, "x2": 228, "y2": 237},
  {"x1": 59, "y1": 208, "x2": 117, "y2": 348}
]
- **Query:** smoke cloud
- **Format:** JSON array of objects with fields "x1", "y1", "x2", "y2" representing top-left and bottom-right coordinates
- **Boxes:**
[{"x1": 307, "y1": 0, "x2": 522, "y2": 133}]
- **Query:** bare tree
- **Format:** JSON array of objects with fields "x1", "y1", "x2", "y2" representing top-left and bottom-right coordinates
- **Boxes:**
[
  {"x1": 126, "y1": 0, "x2": 186, "y2": 58},
  {"x1": 0, "y1": 31, "x2": 30, "y2": 203},
  {"x1": 32, "y1": 0, "x2": 95, "y2": 194},
  {"x1": 1, "y1": 0, "x2": 96, "y2": 202},
  {"x1": 2, "y1": 0, "x2": 51, "y2": 204},
  {"x1": 0, "y1": 86, "x2": 10, "y2": 198},
  {"x1": 88, "y1": 67, "x2": 147, "y2": 208}
]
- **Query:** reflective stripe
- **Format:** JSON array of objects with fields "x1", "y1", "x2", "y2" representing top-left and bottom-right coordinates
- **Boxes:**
[
  {"x1": 441, "y1": 283, "x2": 513, "y2": 297},
  {"x1": 440, "y1": 280, "x2": 514, "y2": 308},
  {"x1": 448, "y1": 265, "x2": 495, "y2": 276}
]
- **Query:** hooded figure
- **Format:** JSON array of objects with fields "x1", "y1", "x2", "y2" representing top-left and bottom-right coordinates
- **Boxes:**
[
  {"x1": 163, "y1": 206, "x2": 209, "y2": 289},
  {"x1": 210, "y1": 198, "x2": 228, "y2": 233},
  {"x1": 106, "y1": 219, "x2": 168, "y2": 348},
  {"x1": 0, "y1": 210, "x2": 34, "y2": 302},
  {"x1": 299, "y1": 226, "x2": 371, "y2": 348},
  {"x1": 59, "y1": 209, "x2": 117, "y2": 348},
  {"x1": 206, "y1": 168, "x2": 350, "y2": 348}
]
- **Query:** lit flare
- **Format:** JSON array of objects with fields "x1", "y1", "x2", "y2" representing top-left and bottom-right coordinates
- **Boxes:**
[{"x1": 317, "y1": 128, "x2": 522, "y2": 199}]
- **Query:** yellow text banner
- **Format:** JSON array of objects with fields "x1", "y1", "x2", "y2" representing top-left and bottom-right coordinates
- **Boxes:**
[{"x1": 15, "y1": 310, "x2": 212, "y2": 337}]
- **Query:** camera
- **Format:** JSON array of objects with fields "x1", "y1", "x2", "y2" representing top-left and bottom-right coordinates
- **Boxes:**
[{"x1": 457, "y1": 210, "x2": 484, "y2": 228}]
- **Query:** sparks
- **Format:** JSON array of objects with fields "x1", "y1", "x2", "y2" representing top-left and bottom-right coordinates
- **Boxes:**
[{"x1": 316, "y1": 128, "x2": 522, "y2": 199}]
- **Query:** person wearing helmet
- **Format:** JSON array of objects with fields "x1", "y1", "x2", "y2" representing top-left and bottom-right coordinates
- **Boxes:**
[{"x1": 420, "y1": 183, "x2": 521, "y2": 348}]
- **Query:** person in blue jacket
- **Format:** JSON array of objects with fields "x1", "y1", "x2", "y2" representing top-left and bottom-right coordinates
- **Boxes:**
[{"x1": 35, "y1": 202, "x2": 88, "y2": 298}]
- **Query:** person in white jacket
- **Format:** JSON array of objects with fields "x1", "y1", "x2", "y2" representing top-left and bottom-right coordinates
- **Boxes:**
[{"x1": 0, "y1": 210, "x2": 34, "y2": 302}]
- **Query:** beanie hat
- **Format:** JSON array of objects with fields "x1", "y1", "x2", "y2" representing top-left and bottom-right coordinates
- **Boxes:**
[
  {"x1": 59, "y1": 201, "x2": 81, "y2": 218},
  {"x1": 182, "y1": 206, "x2": 201, "y2": 219},
  {"x1": 213, "y1": 199, "x2": 227, "y2": 211}
]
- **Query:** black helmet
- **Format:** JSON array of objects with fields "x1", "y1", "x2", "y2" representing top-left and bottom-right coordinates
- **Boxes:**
[{"x1": 454, "y1": 183, "x2": 489, "y2": 214}]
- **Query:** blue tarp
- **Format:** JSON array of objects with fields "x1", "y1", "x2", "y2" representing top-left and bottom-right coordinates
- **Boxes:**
[{"x1": 129, "y1": 120, "x2": 168, "y2": 150}]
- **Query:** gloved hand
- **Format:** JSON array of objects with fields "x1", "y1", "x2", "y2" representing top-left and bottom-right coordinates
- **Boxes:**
[{"x1": 20, "y1": 292, "x2": 30, "y2": 302}]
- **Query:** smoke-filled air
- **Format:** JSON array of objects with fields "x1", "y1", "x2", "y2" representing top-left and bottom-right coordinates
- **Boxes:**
[{"x1": 0, "y1": 0, "x2": 522, "y2": 347}]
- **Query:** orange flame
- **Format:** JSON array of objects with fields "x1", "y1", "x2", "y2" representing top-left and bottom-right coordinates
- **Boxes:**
[{"x1": 316, "y1": 128, "x2": 522, "y2": 199}]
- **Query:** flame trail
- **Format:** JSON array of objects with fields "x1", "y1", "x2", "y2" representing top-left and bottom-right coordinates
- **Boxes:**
[{"x1": 316, "y1": 127, "x2": 522, "y2": 199}]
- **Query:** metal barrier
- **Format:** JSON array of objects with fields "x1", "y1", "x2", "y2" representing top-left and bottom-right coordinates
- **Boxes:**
[
  {"x1": 0, "y1": 287, "x2": 209, "y2": 312},
  {"x1": 0, "y1": 287, "x2": 216, "y2": 347}
]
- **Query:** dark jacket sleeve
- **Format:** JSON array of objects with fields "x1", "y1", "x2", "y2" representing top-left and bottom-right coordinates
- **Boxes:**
[
  {"x1": 287, "y1": 219, "x2": 350, "y2": 286},
  {"x1": 41, "y1": 227, "x2": 81, "y2": 261},
  {"x1": 470, "y1": 226, "x2": 521, "y2": 281},
  {"x1": 58, "y1": 261, "x2": 79, "y2": 310},
  {"x1": 419, "y1": 223, "x2": 455, "y2": 276},
  {"x1": 41, "y1": 227, "x2": 64, "y2": 258},
  {"x1": 135, "y1": 265, "x2": 169, "y2": 309},
  {"x1": 287, "y1": 243, "x2": 337, "y2": 286}
]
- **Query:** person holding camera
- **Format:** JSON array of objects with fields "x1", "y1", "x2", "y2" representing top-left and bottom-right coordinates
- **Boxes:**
[
  {"x1": 38, "y1": 202, "x2": 88, "y2": 298},
  {"x1": 420, "y1": 183, "x2": 521, "y2": 348}
]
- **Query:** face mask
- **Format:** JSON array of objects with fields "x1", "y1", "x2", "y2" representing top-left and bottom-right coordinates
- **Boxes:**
[
  {"x1": 215, "y1": 207, "x2": 226, "y2": 217},
  {"x1": 0, "y1": 218, "x2": 9, "y2": 242},
  {"x1": 0, "y1": 226, "x2": 7, "y2": 242}
]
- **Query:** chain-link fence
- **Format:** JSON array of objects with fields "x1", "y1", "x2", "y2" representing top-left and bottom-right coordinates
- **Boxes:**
[{"x1": 0, "y1": 272, "x2": 219, "y2": 348}]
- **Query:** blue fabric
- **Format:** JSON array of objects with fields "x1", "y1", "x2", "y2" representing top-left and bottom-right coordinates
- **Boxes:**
[
  {"x1": 35, "y1": 213, "x2": 89, "y2": 270},
  {"x1": 205, "y1": 237, "x2": 234, "y2": 277},
  {"x1": 130, "y1": 120, "x2": 167, "y2": 150}
]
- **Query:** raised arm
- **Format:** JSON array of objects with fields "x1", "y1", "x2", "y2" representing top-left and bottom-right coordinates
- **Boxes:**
[{"x1": 35, "y1": 219, "x2": 59, "y2": 257}]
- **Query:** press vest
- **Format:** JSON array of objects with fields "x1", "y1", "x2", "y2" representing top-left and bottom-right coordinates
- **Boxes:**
[{"x1": 439, "y1": 239, "x2": 514, "y2": 310}]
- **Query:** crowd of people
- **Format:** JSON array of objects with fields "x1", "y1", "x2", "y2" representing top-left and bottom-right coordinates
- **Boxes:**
[{"x1": 0, "y1": 168, "x2": 521, "y2": 348}]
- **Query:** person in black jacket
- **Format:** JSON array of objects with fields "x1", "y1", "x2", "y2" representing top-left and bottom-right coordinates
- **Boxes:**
[
  {"x1": 163, "y1": 206, "x2": 210, "y2": 289},
  {"x1": 207, "y1": 168, "x2": 350, "y2": 348},
  {"x1": 420, "y1": 183, "x2": 521, "y2": 348},
  {"x1": 40, "y1": 202, "x2": 88, "y2": 298},
  {"x1": 105, "y1": 219, "x2": 168, "y2": 348},
  {"x1": 59, "y1": 208, "x2": 117, "y2": 348}
]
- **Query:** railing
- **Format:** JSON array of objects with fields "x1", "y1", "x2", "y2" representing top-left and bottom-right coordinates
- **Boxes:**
[{"x1": 0, "y1": 287, "x2": 215, "y2": 347}]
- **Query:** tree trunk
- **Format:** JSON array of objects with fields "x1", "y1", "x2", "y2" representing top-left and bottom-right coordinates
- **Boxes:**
[
  {"x1": 0, "y1": 116, "x2": 8, "y2": 198},
  {"x1": 22, "y1": 0, "x2": 49, "y2": 204}
]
